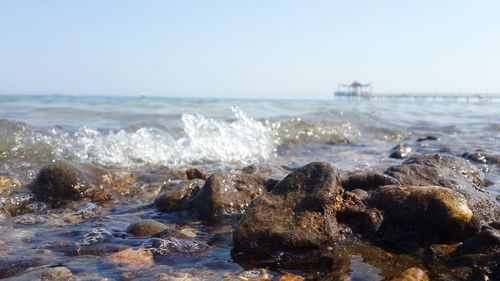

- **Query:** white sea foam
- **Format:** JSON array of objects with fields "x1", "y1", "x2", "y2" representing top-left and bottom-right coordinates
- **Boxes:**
[{"x1": 53, "y1": 107, "x2": 278, "y2": 167}]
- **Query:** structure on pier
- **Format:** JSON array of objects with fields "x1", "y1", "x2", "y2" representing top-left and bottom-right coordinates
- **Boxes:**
[{"x1": 335, "y1": 81, "x2": 372, "y2": 97}]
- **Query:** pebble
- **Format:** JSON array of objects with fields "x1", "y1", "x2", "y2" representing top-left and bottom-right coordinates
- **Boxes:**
[
  {"x1": 391, "y1": 267, "x2": 429, "y2": 281},
  {"x1": 41, "y1": 266, "x2": 73, "y2": 280},
  {"x1": 105, "y1": 248, "x2": 154, "y2": 270}
]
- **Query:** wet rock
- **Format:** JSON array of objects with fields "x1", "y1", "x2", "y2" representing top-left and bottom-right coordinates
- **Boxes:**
[
  {"x1": 417, "y1": 135, "x2": 438, "y2": 142},
  {"x1": 279, "y1": 272, "x2": 305, "y2": 281},
  {"x1": 337, "y1": 192, "x2": 383, "y2": 237},
  {"x1": 385, "y1": 154, "x2": 500, "y2": 224},
  {"x1": 456, "y1": 228, "x2": 500, "y2": 255},
  {"x1": 141, "y1": 236, "x2": 207, "y2": 255},
  {"x1": 194, "y1": 172, "x2": 267, "y2": 220},
  {"x1": 105, "y1": 248, "x2": 154, "y2": 270},
  {"x1": 0, "y1": 207, "x2": 10, "y2": 221},
  {"x1": 29, "y1": 162, "x2": 110, "y2": 201},
  {"x1": 462, "y1": 150, "x2": 500, "y2": 165},
  {"x1": 390, "y1": 143, "x2": 412, "y2": 159},
  {"x1": 0, "y1": 257, "x2": 44, "y2": 279},
  {"x1": 391, "y1": 267, "x2": 429, "y2": 281},
  {"x1": 0, "y1": 176, "x2": 22, "y2": 197},
  {"x1": 185, "y1": 167, "x2": 209, "y2": 180},
  {"x1": 127, "y1": 220, "x2": 169, "y2": 236},
  {"x1": 232, "y1": 268, "x2": 272, "y2": 280},
  {"x1": 369, "y1": 185, "x2": 479, "y2": 243},
  {"x1": 234, "y1": 162, "x2": 344, "y2": 253},
  {"x1": 154, "y1": 180, "x2": 204, "y2": 212},
  {"x1": 1, "y1": 191, "x2": 38, "y2": 216},
  {"x1": 41, "y1": 266, "x2": 73, "y2": 280},
  {"x1": 341, "y1": 172, "x2": 400, "y2": 191},
  {"x1": 80, "y1": 227, "x2": 113, "y2": 245},
  {"x1": 403, "y1": 154, "x2": 485, "y2": 187}
]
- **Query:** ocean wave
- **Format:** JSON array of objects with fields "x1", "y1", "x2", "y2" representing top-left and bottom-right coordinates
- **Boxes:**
[
  {"x1": 0, "y1": 106, "x2": 366, "y2": 174},
  {"x1": 0, "y1": 107, "x2": 278, "y2": 169}
]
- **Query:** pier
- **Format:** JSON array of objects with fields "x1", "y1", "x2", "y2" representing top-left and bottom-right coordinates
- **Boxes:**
[{"x1": 334, "y1": 94, "x2": 500, "y2": 102}]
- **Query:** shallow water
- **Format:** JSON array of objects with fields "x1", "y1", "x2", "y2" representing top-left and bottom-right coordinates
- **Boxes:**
[{"x1": 0, "y1": 95, "x2": 499, "y2": 279}]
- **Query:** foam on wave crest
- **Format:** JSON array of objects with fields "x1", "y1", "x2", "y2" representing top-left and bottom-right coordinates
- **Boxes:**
[{"x1": 0, "y1": 107, "x2": 277, "y2": 168}]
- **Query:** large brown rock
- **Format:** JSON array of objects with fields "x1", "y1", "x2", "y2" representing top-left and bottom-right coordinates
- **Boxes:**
[
  {"x1": 234, "y1": 162, "x2": 344, "y2": 252},
  {"x1": 385, "y1": 154, "x2": 499, "y2": 224},
  {"x1": 29, "y1": 162, "x2": 110, "y2": 201},
  {"x1": 369, "y1": 185, "x2": 479, "y2": 243},
  {"x1": 193, "y1": 172, "x2": 267, "y2": 220}
]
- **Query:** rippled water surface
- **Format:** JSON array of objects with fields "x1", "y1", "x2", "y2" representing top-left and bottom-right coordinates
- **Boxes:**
[{"x1": 0, "y1": 95, "x2": 499, "y2": 280}]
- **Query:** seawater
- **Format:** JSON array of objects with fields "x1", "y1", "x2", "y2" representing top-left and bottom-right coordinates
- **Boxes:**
[
  {"x1": 0, "y1": 95, "x2": 499, "y2": 280},
  {"x1": 1, "y1": 95, "x2": 499, "y2": 194}
]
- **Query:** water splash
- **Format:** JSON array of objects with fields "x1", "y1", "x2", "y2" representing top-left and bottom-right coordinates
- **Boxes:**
[{"x1": 0, "y1": 107, "x2": 278, "y2": 169}]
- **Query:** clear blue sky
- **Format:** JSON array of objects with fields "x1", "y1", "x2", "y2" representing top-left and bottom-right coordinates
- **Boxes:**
[{"x1": 1, "y1": 1, "x2": 499, "y2": 98}]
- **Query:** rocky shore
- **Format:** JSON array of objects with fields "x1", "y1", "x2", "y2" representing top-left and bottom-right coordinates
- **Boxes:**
[{"x1": 0, "y1": 153, "x2": 499, "y2": 280}]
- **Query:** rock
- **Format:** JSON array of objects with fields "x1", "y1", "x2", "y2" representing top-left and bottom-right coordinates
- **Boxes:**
[
  {"x1": 456, "y1": 228, "x2": 500, "y2": 255},
  {"x1": 193, "y1": 172, "x2": 267, "y2": 220},
  {"x1": 369, "y1": 185, "x2": 479, "y2": 243},
  {"x1": 154, "y1": 180, "x2": 204, "y2": 212},
  {"x1": 105, "y1": 248, "x2": 154, "y2": 270},
  {"x1": 234, "y1": 162, "x2": 344, "y2": 253},
  {"x1": 336, "y1": 192, "x2": 383, "y2": 237},
  {"x1": 0, "y1": 257, "x2": 44, "y2": 279},
  {"x1": 29, "y1": 162, "x2": 110, "y2": 201},
  {"x1": 185, "y1": 168, "x2": 209, "y2": 180},
  {"x1": 0, "y1": 176, "x2": 22, "y2": 197},
  {"x1": 390, "y1": 143, "x2": 412, "y2": 159},
  {"x1": 0, "y1": 207, "x2": 10, "y2": 221},
  {"x1": 279, "y1": 272, "x2": 305, "y2": 281},
  {"x1": 462, "y1": 150, "x2": 500, "y2": 165},
  {"x1": 391, "y1": 267, "x2": 429, "y2": 281},
  {"x1": 417, "y1": 136, "x2": 438, "y2": 142},
  {"x1": 41, "y1": 266, "x2": 73, "y2": 280},
  {"x1": 141, "y1": 236, "x2": 207, "y2": 255},
  {"x1": 233, "y1": 268, "x2": 271, "y2": 280},
  {"x1": 385, "y1": 154, "x2": 500, "y2": 224},
  {"x1": 403, "y1": 154, "x2": 485, "y2": 187},
  {"x1": 127, "y1": 220, "x2": 169, "y2": 236},
  {"x1": 341, "y1": 172, "x2": 400, "y2": 191}
]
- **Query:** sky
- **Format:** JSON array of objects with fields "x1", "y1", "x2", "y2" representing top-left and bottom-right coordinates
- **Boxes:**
[{"x1": 1, "y1": 1, "x2": 499, "y2": 99}]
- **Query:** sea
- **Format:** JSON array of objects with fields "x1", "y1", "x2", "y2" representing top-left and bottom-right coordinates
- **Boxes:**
[{"x1": 0, "y1": 94, "x2": 499, "y2": 279}]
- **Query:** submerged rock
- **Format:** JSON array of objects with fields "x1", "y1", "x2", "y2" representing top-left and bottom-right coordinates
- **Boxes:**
[
  {"x1": 127, "y1": 220, "x2": 170, "y2": 236},
  {"x1": 391, "y1": 267, "x2": 429, "y2": 281},
  {"x1": 41, "y1": 266, "x2": 73, "y2": 280},
  {"x1": 234, "y1": 162, "x2": 344, "y2": 253},
  {"x1": 0, "y1": 176, "x2": 22, "y2": 197},
  {"x1": 0, "y1": 257, "x2": 44, "y2": 279},
  {"x1": 154, "y1": 180, "x2": 204, "y2": 212},
  {"x1": 389, "y1": 143, "x2": 412, "y2": 159},
  {"x1": 29, "y1": 162, "x2": 111, "y2": 202},
  {"x1": 105, "y1": 248, "x2": 154, "y2": 270},
  {"x1": 369, "y1": 185, "x2": 479, "y2": 243},
  {"x1": 194, "y1": 172, "x2": 267, "y2": 220}
]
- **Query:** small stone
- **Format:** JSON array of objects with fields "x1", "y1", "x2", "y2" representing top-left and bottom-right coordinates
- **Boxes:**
[
  {"x1": 391, "y1": 267, "x2": 429, "y2": 281},
  {"x1": 417, "y1": 136, "x2": 438, "y2": 142},
  {"x1": 105, "y1": 248, "x2": 154, "y2": 270},
  {"x1": 186, "y1": 168, "x2": 209, "y2": 180},
  {"x1": 41, "y1": 266, "x2": 73, "y2": 280},
  {"x1": 0, "y1": 176, "x2": 22, "y2": 197},
  {"x1": 279, "y1": 272, "x2": 305, "y2": 281},
  {"x1": 389, "y1": 143, "x2": 412, "y2": 159},
  {"x1": 179, "y1": 226, "x2": 197, "y2": 238},
  {"x1": 127, "y1": 220, "x2": 169, "y2": 236}
]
